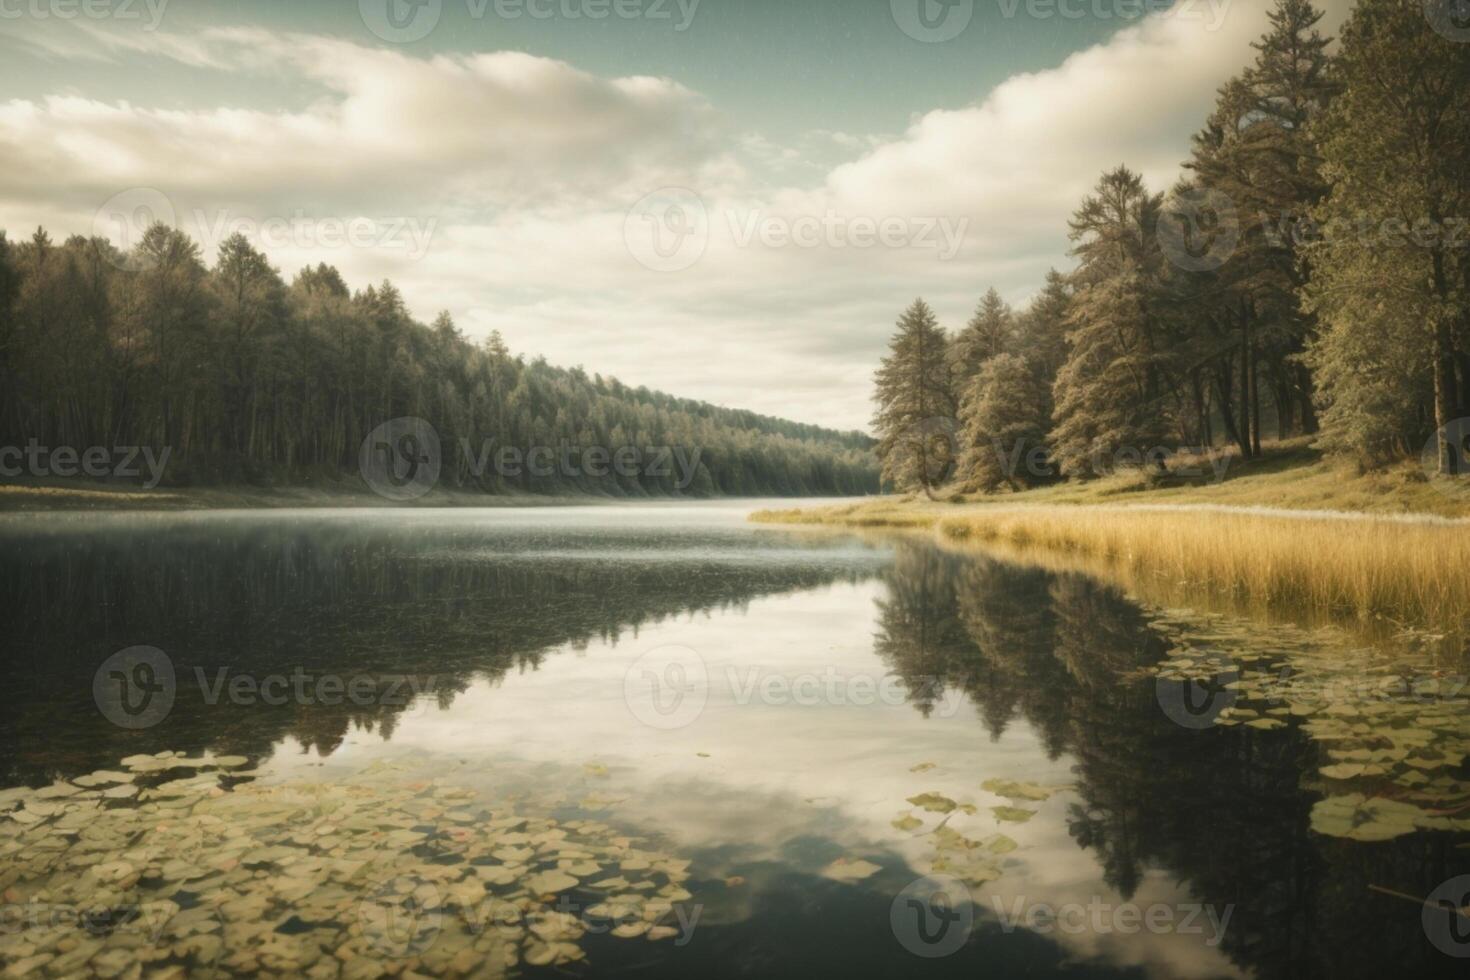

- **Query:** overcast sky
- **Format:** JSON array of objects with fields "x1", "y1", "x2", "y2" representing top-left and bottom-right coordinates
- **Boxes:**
[{"x1": 0, "y1": 0, "x2": 1351, "y2": 431}]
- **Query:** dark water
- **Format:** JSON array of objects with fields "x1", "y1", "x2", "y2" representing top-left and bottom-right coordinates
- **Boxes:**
[{"x1": 1, "y1": 503, "x2": 1468, "y2": 980}]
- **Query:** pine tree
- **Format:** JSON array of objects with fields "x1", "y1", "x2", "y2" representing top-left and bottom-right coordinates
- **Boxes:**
[
  {"x1": 1051, "y1": 168, "x2": 1172, "y2": 478},
  {"x1": 0, "y1": 220, "x2": 879, "y2": 496},
  {"x1": 1177, "y1": 0, "x2": 1336, "y2": 459},
  {"x1": 1304, "y1": 0, "x2": 1470, "y2": 472},
  {"x1": 1013, "y1": 270, "x2": 1072, "y2": 397},
  {"x1": 0, "y1": 231, "x2": 19, "y2": 361},
  {"x1": 949, "y1": 287, "x2": 1015, "y2": 391},
  {"x1": 873, "y1": 298, "x2": 958, "y2": 495},
  {"x1": 957, "y1": 352, "x2": 1053, "y2": 492}
]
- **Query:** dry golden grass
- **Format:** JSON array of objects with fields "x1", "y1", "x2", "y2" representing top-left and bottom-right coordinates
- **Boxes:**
[
  {"x1": 933, "y1": 506, "x2": 1470, "y2": 627},
  {"x1": 753, "y1": 441, "x2": 1470, "y2": 629}
]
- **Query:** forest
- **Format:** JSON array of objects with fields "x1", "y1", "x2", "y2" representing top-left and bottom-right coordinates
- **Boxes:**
[
  {"x1": 0, "y1": 227, "x2": 877, "y2": 498},
  {"x1": 874, "y1": 0, "x2": 1470, "y2": 494}
]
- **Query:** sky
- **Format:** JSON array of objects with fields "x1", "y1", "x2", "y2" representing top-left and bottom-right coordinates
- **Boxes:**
[{"x1": 0, "y1": 0, "x2": 1353, "y2": 431}]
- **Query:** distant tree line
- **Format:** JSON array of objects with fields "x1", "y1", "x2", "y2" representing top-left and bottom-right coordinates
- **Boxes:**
[
  {"x1": 0, "y1": 226, "x2": 877, "y2": 497},
  {"x1": 875, "y1": 0, "x2": 1470, "y2": 495}
]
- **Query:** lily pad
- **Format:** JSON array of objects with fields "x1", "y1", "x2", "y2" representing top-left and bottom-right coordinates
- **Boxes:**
[
  {"x1": 906, "y1": 793, "x2": 957, "y2": 814},
  {"x1": 1310, "y1": 794, "x2": 1424, "y2": 842},
  {"x1": 891, "y1": 813, "x2": 923, "y2": 832},
  {"x1": 821, "y1": 858, "x2": 882, "y2": 882}
]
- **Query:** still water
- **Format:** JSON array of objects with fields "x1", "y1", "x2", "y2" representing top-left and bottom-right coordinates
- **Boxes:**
[{"x1": 1, "y1": 502, "x2": 1468, "y2": 979}]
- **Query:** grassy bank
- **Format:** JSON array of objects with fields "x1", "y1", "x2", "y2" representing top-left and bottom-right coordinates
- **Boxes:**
[
  {"x1": 0, "y1": 479, "x2": 604, "y2": 511},
  {"x1": 753, "y1": 441, "x2": 1470, "y2": 628}
]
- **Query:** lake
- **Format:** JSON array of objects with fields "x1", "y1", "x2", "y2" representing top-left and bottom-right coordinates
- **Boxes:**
[{"x1": 1, "y1": 502, "x2": 1468, "y2": 979}]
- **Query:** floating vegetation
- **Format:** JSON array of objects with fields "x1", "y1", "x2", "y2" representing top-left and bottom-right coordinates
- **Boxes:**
[
  {"x1": 0, "y1": 754, "x2": 697, "y2": 978},
  {"x1": 820, "y1": 858, "x2": 882, "y2": 882},
  {"x1": 980, "y1": 779, "x2": 1069, "y2": 804},
  {"x1": 905, "y1": 793, "x2": 958, "y2": 814},
  {"x1": 1147, "y1": 609, "x2": 1470, "y2": 843},
  {"x1": 882, "y1": 776, "x2": 1069, "y2": 890},
  {"x1": 890, "y1": 813, "x2": 923, "y2": 833},
  {"x1": 920, "y1": 823, "x2": 1015, "y2": 887}
]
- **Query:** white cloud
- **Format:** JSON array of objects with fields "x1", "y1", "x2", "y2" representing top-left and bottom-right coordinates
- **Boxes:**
[
  {"x1": 0, "y1": 4, "x2": 1355, "y2": 430},
  {"x1": 0, "y1": 29, "x2": 728, "y2": 214}
]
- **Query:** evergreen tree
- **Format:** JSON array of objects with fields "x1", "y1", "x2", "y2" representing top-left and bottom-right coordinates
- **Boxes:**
[
  {"x1": 0, "y1": 222, "x2": 878, "y2": 496},
  {"x1": 1051, "y1": 168, "x2": 1172, "y2": 478},
  {"x1": 873, "y1": 299, "x2": 959, "y2": 495},
  {"x1": 957, "y1": 352, "x2": 1053, "y2": 492},
  {"x1": 1014, "y1": 270, "x2": 1072, "y2": 389},
  {"x1": 1304, "y1": 0, "x2": 1470, "y2": 471},
  {"x1": 211, "y1": 233, "x2": 287, "y2": 454},
  {"x1": 1182, "y1": 0, "x2": 1337, "y2": 456},
  {"x1": 949, "y1": 287, "x2": 1015, "y2": 391}
]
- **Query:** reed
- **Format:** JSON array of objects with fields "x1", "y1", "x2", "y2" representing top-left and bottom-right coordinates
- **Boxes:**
[
  {"x1": 949, "y1": 507, "x2": 1470, "y2": 626},
  {"x1": 756, "y1": 500, "x2": 1470, "y2": 629}
]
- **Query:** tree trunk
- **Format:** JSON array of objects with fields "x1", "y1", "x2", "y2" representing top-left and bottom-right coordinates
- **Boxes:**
[
  {"x1": 1238, "y1": 315, "x2": 1254, "y2": 460},
  {"x1": 1432, "y1": 252, "x2": 1459, "y2": 475},
  {"x1": 1456, "y1": 352, "x2": 1470, "y2": 415},
  {"x1": 1214, "y1": 361, "x2": 1245, "y2": 455},
  {"x1": 1295, "y1": 363, "x2": 1319, "y2": 435},
  {"x1": 1191, "y1": 367, "x2": 1210, "y2": 448},
  {"x1": 1250, "y1": 342, "x2": 1263, "y2": 458},
  {"x1": 1434, "y1": 318, "x2": 1458, "y2": 475}
]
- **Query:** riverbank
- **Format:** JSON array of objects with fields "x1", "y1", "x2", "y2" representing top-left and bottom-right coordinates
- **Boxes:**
[
  {"x1": 753, "y1": 442, "x2": 1470, "y2": 628},
  {"x1": 0, "y1": 478, "x2": 862, "y2": 512},
  {"x1": 0, "y1": 479, "x2": 624, "y2": 511}
]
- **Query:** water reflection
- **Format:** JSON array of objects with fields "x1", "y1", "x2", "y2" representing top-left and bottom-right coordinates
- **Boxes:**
[
  {"x1": 872, "y1": 543, "x2": 1470, "y2": 979},
  {"x1": 0, "y1": 508, "x2": 884, "y2": 785},
  {"x1": 1, "y1": 509, "x2": 1468, "y2": 979}
]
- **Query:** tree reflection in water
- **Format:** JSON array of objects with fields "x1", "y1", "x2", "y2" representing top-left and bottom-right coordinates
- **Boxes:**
[{"x1": 873, "y1": 540, "x2": 1470, "y2": 980}]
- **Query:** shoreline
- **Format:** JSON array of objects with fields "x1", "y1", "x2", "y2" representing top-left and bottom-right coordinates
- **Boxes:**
[
  {"x1": 0, "y1": 479, "x2": 860, "y2": 513},
  {"x1": 752, "y1": 493, "x2": 1470, "y2": 630}
]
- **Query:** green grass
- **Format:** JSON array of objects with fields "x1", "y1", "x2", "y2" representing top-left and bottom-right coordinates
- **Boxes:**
[{"x1": 753, "y1": 438, "x2": 1470, "y2": 524}]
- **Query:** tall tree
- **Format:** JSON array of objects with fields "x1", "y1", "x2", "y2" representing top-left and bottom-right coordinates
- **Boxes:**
[
  {"x1": 873, "y1": 298, "x2": 958, "y2": 496},
  {"x1": 1014, "y1": 270, "x2": 1072, "y2": 390},
  {"x1": 949, "y1": 287, "x2": 1015, "y2": 390},
  {"x1": 1305, "y1": 0, "x2": 1470, "y2": 472},
  {"x1": 0, "y1": 221, "x2": 879, "y2": 497},
  {"x1": 211, "y1": 233, "x2": 286, "y2": 455},
  {"x1": 1182, "y1": 0, "x2": 1337, "y2": 455},
  {"x1": 957, "y1": 352, "x2": 1053, "y2": 492},
  {"x1": 113, "y1": 223, "x2": 210, "y2": 449},
  {"x1": 1051, "y1": 167, "x2": 1173, "y2": 478}
]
